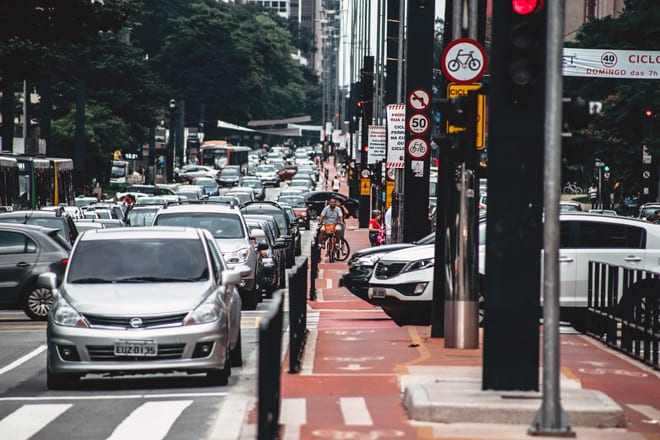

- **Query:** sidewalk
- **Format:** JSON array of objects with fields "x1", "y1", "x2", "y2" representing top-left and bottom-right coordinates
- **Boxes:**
[{"x1": 276, "y1": 159, "x2": 659, "y2": 440}]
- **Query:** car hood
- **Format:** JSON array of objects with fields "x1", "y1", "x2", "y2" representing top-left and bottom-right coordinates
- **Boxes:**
[
  {"x1": 215, "y1": 237, "x2": 249, "y2": 253},
  {"x1": 379, "y1": 244, "x2": 435, "y2": 262},
  {"x1": 351, "y1": 243, "x2": 414, "y2": 259},
  {"x1": 63, "y1": 282, "x2": 212, "y2": 316}
]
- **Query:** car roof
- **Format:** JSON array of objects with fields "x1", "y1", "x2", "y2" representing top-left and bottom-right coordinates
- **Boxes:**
[
  {"x1": 0, "y1": 210, "x2": 72, "y2": 219},
  {"x1": 0, "y1": 222, "x2": 61, "y2": 235},
  {"x1": 155, "y1": 203, "x2": 241, "y2": 214},
  {"x1": 78, "y1": 226, "x2": 203, "y2": 241}
]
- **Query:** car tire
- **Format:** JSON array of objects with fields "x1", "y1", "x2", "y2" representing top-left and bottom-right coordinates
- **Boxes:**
[
  {"x1": 230, "y1": 329, "x2": 243, "y2": 367},
  {"x1": 47, "y1": 367, "x2": 79, "y2": 390},
  {"x1": 206, "y1": 344, "x2": 231, "y2": 386},
  {"x1": 22, "y1": 282, "x2": 54, "y2": 321}
]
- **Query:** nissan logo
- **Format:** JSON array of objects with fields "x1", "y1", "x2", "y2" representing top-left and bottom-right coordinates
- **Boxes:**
[{"x1": 129, "y1": 317, "x2": 143, "y2": 328}]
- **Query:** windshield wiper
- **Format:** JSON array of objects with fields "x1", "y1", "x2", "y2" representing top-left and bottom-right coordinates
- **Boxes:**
[
  {"x1": 70, "y1": 277, "x2": 114, "y2": 284},
  {"x1": 114, "y1": 276, "x2": 199, "y2": 283}
]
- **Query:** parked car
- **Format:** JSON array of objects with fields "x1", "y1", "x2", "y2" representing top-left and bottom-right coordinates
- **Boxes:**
[
  {"x1": 152, "y1": 203, "x2": 264, "y2": 309},
  {"x1": 0, "y1": 209, "x2": 79, "y2": 245},
  {"x1": 277, "y1": 196, "x2": 311, "y2": 230},
  {"x1": 304, "y1": 191, "x2": 360, "y2": 219},
  {"x1": 41, "y1": 226, "x2": 243, "y2": 389},
  {"x1": 0, "y1": 223, "x2": 70, "y2": 320},
  {"x1": 240, "y1": 201, "x2": 295, "y2": 267},
  {"x1": 340, "y1": 232, "x2": 435, "y2": 303}
]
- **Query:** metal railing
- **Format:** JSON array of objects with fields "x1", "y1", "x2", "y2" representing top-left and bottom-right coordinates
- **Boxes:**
[
  {"x1": 258, "y1": 289, "x2": 283, "y2": 440},
  {"x1": 309, "y1": 235, "x2": 320, "y2": 301},
  {"x1": 289, "y1": 256, "x2": 309, "y2": 373},
  {"x1": 587, "y1": 261, "x2": 659, "y2": 370}
]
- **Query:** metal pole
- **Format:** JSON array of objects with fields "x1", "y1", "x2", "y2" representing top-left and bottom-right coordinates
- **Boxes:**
[{"x1": 529, "y1": 0, "x2": 574, "y2": 435}]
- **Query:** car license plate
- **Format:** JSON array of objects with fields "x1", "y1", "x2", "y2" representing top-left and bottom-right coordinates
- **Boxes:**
[
  {"x1": 372, "y1": 287, "x2": 386, "y2": 298},
  {"x1": 114, "y1": 341, "x2": 158, "y2": 357}
]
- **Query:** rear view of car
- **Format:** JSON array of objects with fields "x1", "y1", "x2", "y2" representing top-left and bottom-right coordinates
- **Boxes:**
[{"x1": 42, "y1": 227, "x2": 243, "y2": 389}]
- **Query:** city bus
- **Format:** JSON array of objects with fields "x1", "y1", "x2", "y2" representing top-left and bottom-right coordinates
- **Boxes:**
[
  {"x1": 199, "y1": 141, "x2": 251, "y2": 174},
  {"x1": 0, "y1": 156, "x2": 20, "y2": 210},
  {"x1": 14, "y1": 156, "x2": 75, "y2": 209}
]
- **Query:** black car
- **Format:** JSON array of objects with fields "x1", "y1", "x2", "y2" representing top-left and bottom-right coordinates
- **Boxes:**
[
  {"x1": 218, "y1": 167, "x2": 241, "y2": 187},
  {"x1": 243, "y1": 214, "x2": 288, "y2": 289},
  {"x1": 125, "y1": 185, "x2": 176, "y2": 196},
  {"x1": 0, "y1": 223, "x2": 70, "y2": 320},
  {"x1": 0, "y1": 209, "x2": 79, "y2": 245},
  {"x1": 339, "y1": 232, "x2": 435, "y2": 303},
  {"x1": 244, "y1": 218, "x2": 288, "y2": 293},
  {"x1": 303, "y1": 191, "x2": 359, "y2": 219},
  {"x1": 238, "y1": 177, "x2": 266, "y2": 200},
  {"x1": 240, "y1": 201, "x2": 295, "y2": 268}
]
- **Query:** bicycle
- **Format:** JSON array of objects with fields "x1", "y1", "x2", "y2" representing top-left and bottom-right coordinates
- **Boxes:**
[
  {"x1": 562, "y1": 181, "x2": 583, "y2": 194},
  {"x1": 447, "y1": 49, "x2": 482, "y2": 72},
  {"x1": 319, "y1": 225, "x2": 350, "y2": 262}
]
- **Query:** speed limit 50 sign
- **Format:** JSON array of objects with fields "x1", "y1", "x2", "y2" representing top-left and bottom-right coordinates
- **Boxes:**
[{"x1": 407, "y1": 113, "x2": 430, "y2": 136}]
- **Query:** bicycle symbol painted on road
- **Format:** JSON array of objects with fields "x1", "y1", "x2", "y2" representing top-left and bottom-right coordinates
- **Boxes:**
[
  {"x1": 577, "y1": 367, "x2": 648, "y2": 378},
  {"x1": 447, "y1": 49, "x2": 482, "y2": 72}
]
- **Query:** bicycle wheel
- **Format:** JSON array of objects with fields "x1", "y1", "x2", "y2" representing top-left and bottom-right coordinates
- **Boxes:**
[
  {"x1": 334, "y1": 238, "x2": 350, "y2": 262},
  {"x1": 468, "y1": 58, "x2": 481, "y2": 71},
  {"x1": 447, "y1": 59, "x2": 460, "y2": 72},
  {"x1": 328, "y1": 238, "x2": 336, "y2": 263}
]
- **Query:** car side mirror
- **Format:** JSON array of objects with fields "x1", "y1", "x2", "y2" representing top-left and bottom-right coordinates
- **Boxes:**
[
  {"x1": 250, "y1": 228, "x2": 266, "y2": 241},
  {"x1": 222, "y1": 269, "x2": 242, "y2": 286}
]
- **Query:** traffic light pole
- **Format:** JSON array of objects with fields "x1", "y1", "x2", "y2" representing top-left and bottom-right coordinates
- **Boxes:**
[{"x1": 358, "y1": 57, "x2": 374, "y2": 229}]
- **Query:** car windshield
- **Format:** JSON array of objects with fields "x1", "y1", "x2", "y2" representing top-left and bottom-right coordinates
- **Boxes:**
[
  {"x1": 221, "y1": 169, "x2": 239, "y2": 177},
  {"x1": 68, "y1": 238, "x2": 208, "y2": 283},
  {"x1": 194, "y1": 178, "x2": 216, "y2": 186},
  {"x1": 289, "y1": 180, "x2": 309, "y2": 187},
  {"x1": 278, "y1": 197, "x2": 306, "y2": 208},
  {"x1": 154, "y1": 213, "x2": 245, "y2": 239},
  {"x1": 241, "y1": 180, "x2": 262, "y2": 188},
  {"x1": 257, "y1": 165, "x2": 275, "y2": 172}
]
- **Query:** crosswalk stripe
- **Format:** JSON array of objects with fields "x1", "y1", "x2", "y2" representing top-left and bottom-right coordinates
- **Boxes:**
[
  {"x1": 339, "y1": 397, "x2": 373, "y2": 426},
  {"x1": 0, "y1": 404, "x2": 72, "y2": 440},
  {"x1": 281, "y1": 398, "x2": 307, "y2": 426},
  {"x1": 106, "y1": 400, "x2": 193, "y2": 440},
  {"x1": 627, "y1": 404, "x2": 660, "y2": 423}
]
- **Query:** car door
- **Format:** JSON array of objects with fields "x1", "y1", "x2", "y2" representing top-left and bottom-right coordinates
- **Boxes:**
[
  {"x1": 558, "y1": 220, "x2": 578, "y2": 306},
  {"x1": 0, "y1": 230, "x2": 39, "y2": 304},
  {"x1": 571, "y1": 219, "x2": 646, "y2": 308}
]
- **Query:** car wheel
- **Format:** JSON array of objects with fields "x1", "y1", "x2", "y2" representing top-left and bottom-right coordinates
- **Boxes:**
[
  {"x1": 230, "y1": 329, "x2": 243, "y2": 367},
  {"x1": 47, "y1": 367, "x2": 79, "y2": 390},
  {"x1": 22, "y1": 283, "x2": 54, "y2": 321},
  {"x1": 206, "y1": 343, "x2": 231, "y2": 386}
]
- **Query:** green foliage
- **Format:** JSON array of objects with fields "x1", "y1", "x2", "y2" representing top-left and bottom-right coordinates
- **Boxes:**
[{"x1": 562, "y1": 0, "x2": 659, "y2": 195}]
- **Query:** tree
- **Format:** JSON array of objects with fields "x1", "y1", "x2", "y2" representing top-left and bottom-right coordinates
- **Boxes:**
[{"x1": 563, "y1": 0, "x2": 659, "y2": 197}]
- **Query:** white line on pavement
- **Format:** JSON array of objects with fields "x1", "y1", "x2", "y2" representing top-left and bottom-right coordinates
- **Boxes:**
[
  {"x1": 208, "y1": 398, "x2": 250, "y2": 440},
  {"x1": 300, "y1": 330, "x2": 318, "y2": 376},
  {"x1": 340, "y1": 397, "x2": 373, "y2": 426},
  {"x1": 0, "y1": 404, "x2": 72, "y2": 440},
  {"x1": 0, "y1": 345, "x2": 46, "y2": 376},
  {"x1": 107, "y1": 400, "x2": 193, "y2": 440},
  {"x1": 626, "y1": 404, "x2": 660, "y2": 424},
  {"x1": 326, "y1": 278, "x2": 332, "y2": 289},
  {"x1": 281, "y1": 397, "x2": 306, "y2": 440},
  {"x1": 0, "y1": 392, "x2": 227, "y2": 402}
]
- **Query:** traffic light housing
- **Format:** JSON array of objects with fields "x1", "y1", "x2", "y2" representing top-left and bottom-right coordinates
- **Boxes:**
[
  {"x1": 505, "y1": 0, "x2": 546, "y2": 96},
  {"x1": 431, "y1": 94, "x2": 477, "y2": 154},
  {"x1": 562, "y1": 96, "x2": 591, "y2": 131}
]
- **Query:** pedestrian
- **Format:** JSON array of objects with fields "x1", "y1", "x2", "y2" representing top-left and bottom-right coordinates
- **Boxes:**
[
  {"x1": 368, "y1": 210, "x2": 382, "y2": 247},
  {"x1": 384, "y1": 206, "x2": 392, "y2": 244},
  {"x1": 588, "y1": 182, "x2": 598, "y2": 209},
  {"x1": 332, "y1": 175, "x2": 340, "y2": 192}
]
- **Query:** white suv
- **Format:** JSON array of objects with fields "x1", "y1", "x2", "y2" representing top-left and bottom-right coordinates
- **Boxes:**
[
  {"x1": 368, "y1": 213, "x2": 660, "y2": 327},
  {"x1": 152, "y1": 203, "x2": 265, "y2": 309}
]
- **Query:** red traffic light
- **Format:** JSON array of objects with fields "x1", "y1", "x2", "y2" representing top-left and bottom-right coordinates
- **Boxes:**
[
  {"x1": 357, "y1": 101, "x2": 363, "y2": 108},
  {"x1": 645, "y1": 109, "x2": 653, "y2": 117},
  {"x1": 362, "y1": 145, "x2": 369, "y2": 152},
  {"x1": 512, "y1": 0, "x2": 543, "y2": 15}
]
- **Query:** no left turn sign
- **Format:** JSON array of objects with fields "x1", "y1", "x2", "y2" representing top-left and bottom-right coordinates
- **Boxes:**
[{"x1": 408, "y1": 89, "x2": 431, "y2": 111}]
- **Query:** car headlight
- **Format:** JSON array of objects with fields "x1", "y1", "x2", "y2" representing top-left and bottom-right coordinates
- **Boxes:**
[
  {"x1": 353, "y1": 252, "x2": 387, "y2": 267},
  {"x1": 402, "y1": 258, "x2": 435, "y2": 273},
  {"x1": 184, "y1": 294, "x2": 225, "y2": 325},
  {"x1": 51, "y1": 296, "x2": 88, "y2": 328},
  {"x1": 223, "y1": 247, "x2": 251, "y2": 264}
]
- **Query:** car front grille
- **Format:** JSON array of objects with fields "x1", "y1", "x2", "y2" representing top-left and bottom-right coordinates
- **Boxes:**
[
  {"x1": 86, "y1": 343, "x2": 186, "y2": 361},
  {"x1": 374, "y1": 262, "x2": 406, "y2": 279},
  {"x1": 83, "y1": 313, "x2": 188, "y2": 329}
]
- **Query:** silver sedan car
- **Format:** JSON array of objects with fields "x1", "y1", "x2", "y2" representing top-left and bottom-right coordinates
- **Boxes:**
[{"x1": 41, "y1": 226, "x2": 243, "y2": 389}]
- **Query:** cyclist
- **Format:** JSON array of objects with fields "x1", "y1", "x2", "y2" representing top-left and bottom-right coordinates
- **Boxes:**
[{"x1": 317, "y1": 196, "x2": 344, "y2": 253}]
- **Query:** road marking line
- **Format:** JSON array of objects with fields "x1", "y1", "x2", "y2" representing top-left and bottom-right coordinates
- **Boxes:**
[
  {"x1": 107, "y1": 400, "x2": 193, "y2": 440},
  {"x1": 326, "y1": 278, "x2": 332, "y2": 289},
  {"x1": 0, "y1": 345, "x2": 46, "y2": 376},
  {"x1": 208, "y1": 397, "x2": 249, "y2": 440},
  {"x1": 627, "y1": 404, "x2": 660, "y2": 423},
  {"x1": 0, "y1": 392, "x2": 227, "y2": 402},
  {"x1": 0, "y1": 404, "x2": 72, "y2": 440},
  {"x1": 280, "y1": 397, "x2": 307, "y2": 430},
  {"x1": 340, "y1": 397, "x2": 373, "y2": 426},
  {"x1": 300, "y1": 330, "x2": 318, "y2": 376}
]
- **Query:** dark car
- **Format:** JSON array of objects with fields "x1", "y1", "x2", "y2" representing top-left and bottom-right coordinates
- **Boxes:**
[
  {"x1": 243, "y1": 215, "x2": 288, "y2": 290},
  {"x1": 0, "y1": 209, "x2": 79, "y2": 245},
  {"x1": 244, "y1": 218, "x2": 287, "y2": 293},
  {"x1": 303, "y1": 191, "x2": 359, "y2": 219},
  {"x1": 0, "y1": 223, "x2": 70, "y2": 320},
  {"x1": 218, "y1": 167, "x2": 241, "y2": 187},
  {"x1": 238, "y1": 177, "x2": 266, "y2": 200},
  {"x1": 240, "y1": 201, "x2": 295, "y2": 267},
  {"x1": 339, "y1": 232, "x2": 435, "y2": 303},
  {"x1": 280, "y1": 205, "x2": 302, "y2": 256},
  {"x1": 124, "y1": 185, "x2": 176, "y2": 196},
  {"x1": 277, "y1": 196, "x2": 310, "y2": 230}
]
